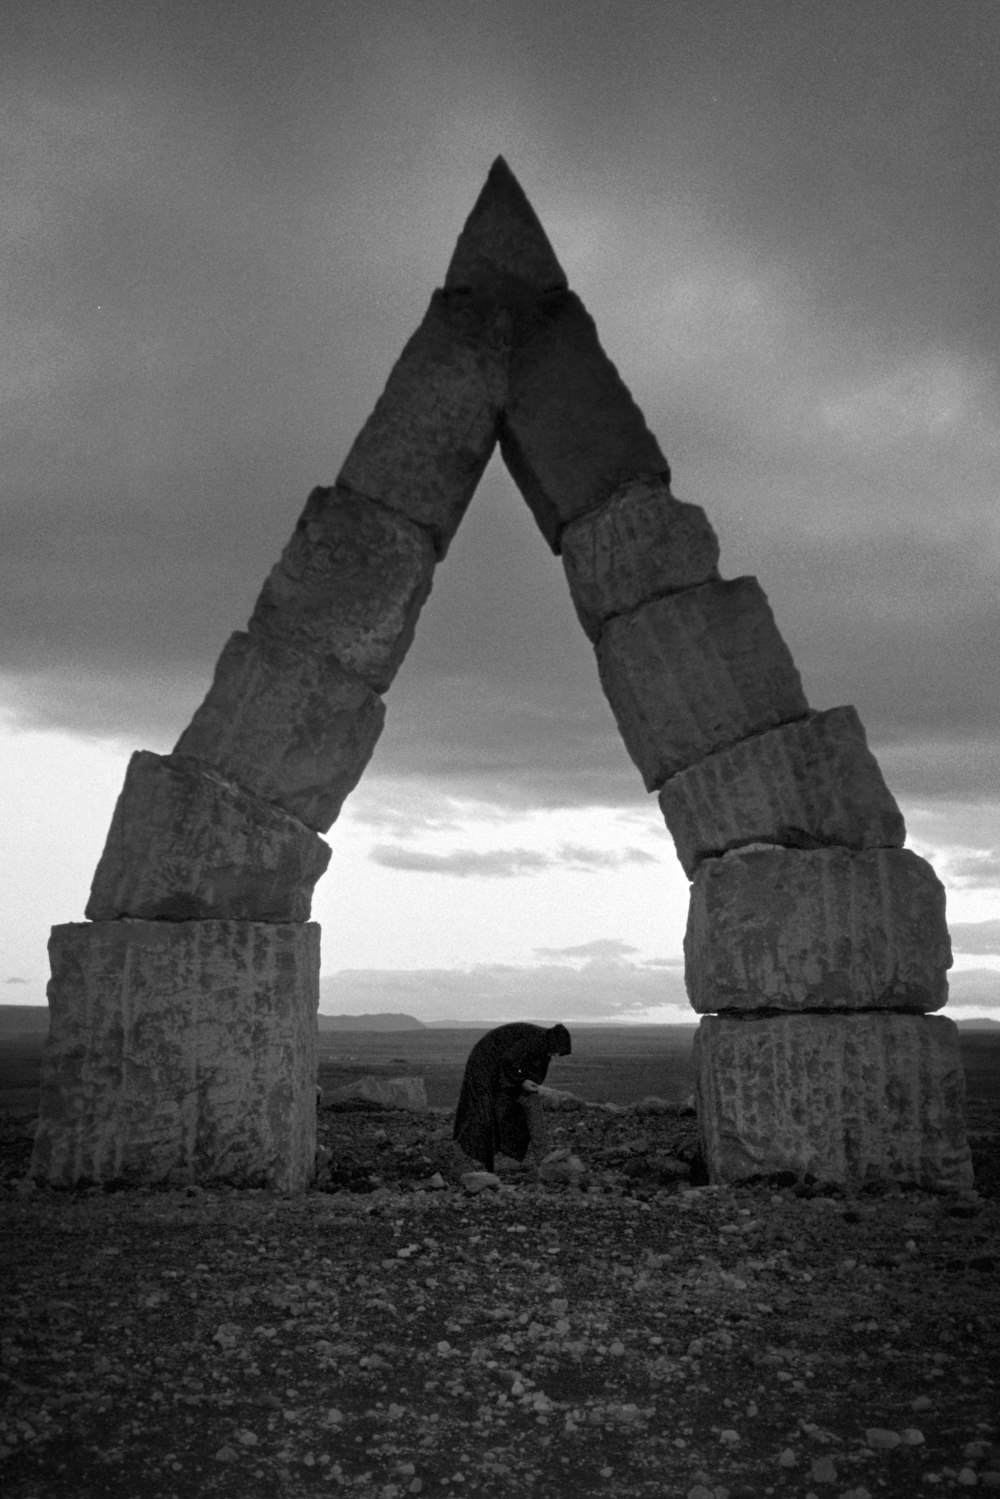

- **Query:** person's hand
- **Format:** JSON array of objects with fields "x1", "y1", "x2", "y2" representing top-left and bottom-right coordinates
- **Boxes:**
[{"x1": 521, "y1": 1080, "x2": 540, "y2": 1093}]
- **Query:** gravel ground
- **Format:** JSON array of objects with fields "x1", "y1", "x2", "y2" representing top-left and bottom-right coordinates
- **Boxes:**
[{"x1": 1, "y1": 1097, "x2": 998, "y2": 1499}]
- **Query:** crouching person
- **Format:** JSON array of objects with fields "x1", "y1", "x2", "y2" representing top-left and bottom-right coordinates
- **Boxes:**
[{"x1": 452, "y1": 1022, "x2": 571, "y2": 1172}]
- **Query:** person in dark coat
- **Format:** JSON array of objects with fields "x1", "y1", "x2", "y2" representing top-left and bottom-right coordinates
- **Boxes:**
[{"x1": 452, "y1": 1022, "x2": 571, "y2": 1172}]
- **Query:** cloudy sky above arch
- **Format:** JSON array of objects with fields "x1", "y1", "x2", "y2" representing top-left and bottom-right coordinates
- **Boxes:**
[{"x1": 2, "y1": 0, "x2": 999, "y2": 1018}]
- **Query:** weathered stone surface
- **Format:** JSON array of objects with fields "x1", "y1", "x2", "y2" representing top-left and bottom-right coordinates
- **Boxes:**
[
  {"x1": 324, "y1": 1075, "x2": 428, "y2": 1112},
  {"x1": 695, "y1": 1011, "x2": 973, "y2": 1189},
  {"x1": 30, "y1": 920, "x2": 319, "y2": 1191},
  {"x1": 659, "y1": 706, "x2": 906, "y2": 876},
  {"x1": 500, "y1": 292, "x2": 670, "y2": 550},
  {"x1": 444, "y1": 155, "x2": 568, "y2": 298},
  {"x1": 596, "y1": 577, "x2": 808, "y2": 790},
  {"x1": 460, "y1": 1170, "x2": 501, "y2": 1194},
  {"x1": 248, "y1": 485, "x2": 436, "y2": 693},
  {"x1": 337, "y1": 291, "x2": 506, "y2": 558},
  {"x1": 684, "y1": 846, "x2": 951, "y2": 1013},
  {"x1": 561, "y1": 476, "x2": 721, "y2": 640},
  {"x1": 537, "y1": 1149, "x2": 588, "y2": 1185},
  {"x1": 86, "y1": 751, "x2": 330, "y2": 923},
  {"x1": 174, "y1": 631, "x2": 384, "y2": 832}
]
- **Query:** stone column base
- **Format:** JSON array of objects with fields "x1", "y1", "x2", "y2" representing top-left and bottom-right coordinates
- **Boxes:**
[
  {"x1": 695, "y1": 1011, "x2": 973, "y2": 1190},
  {"x1": 30, "y1": 919, "x2": 319, "y2": 1192}
]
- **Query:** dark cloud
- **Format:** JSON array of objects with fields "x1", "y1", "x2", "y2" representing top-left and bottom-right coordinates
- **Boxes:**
[
  {"x1": 317, "y1": 953, "x2": 691, "y2": 1023},
  {"x1": 948, "y1": 970, "x2": 1000, "y2": 1009},
  {"x1": 4, "y1": 977, "x2": 29, "y2": 986},
  {"x1": 369, "y1": 840, "x2": 659, "y2": 879},
  {"x1": 4, "y1": 1, "x2": 998, "y2": 818},
  {"x1": 949, "y1": 921, "x2": 1000, "y2": 956},
  {"x1": 534, "y1": 939, "x2": 639, "y2": 961},
  {"x1": 560, "y1": 846, "x2": 657, "y2": 871},
  {"x1": 370, "y1": 845, "x2": 551, "y2": 879},
  {"x1": 947, "y1": 855, "x2": 1000, "y2": 889}
]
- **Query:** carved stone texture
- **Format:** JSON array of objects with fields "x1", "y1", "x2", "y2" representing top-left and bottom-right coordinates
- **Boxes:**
[
  {"x1": 684, "y1": 846, "x2": 951, "y2": 1014},
  {"x1": 659, "y1": 706, "x2": 906, "y2": 877},
  {"x1": 337, "y1": 290, "x2": 507, "y2": 559},
  {"x1": 695, "y1": 1011, "x2": 973, "y2": 1189},
  {"x1": 248, "y1": 485, "x2": 436, "y2": 694},
  {"x1": 500, "y1": 292, "x2": 670, "y2": 551},
  {"x1": 175, "y1": 631, "x2": 384, "y2": 833},
  {"x1": 596, "y1": 576, "x2": 808, "y2": 791},
  {"x1": 86, "y1": 751, "x2": 330, "y2": 924},
  {"x1": 30, "y1": 920, "x2": 319, "y2": 1191},
  {"x1": 560, "y1": 476, "x2": 721, "y2": 641},
  {"x1": 444, "y1": 155, "x2": 568, "y2": 300}
]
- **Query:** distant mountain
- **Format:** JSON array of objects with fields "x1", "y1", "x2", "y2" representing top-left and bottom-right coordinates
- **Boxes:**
[
  {"x1": 318, "y1": 1012, "x2": 426, "y2": 1032},
  {"x1": 424, "y1": 1019, "x2": 500, "y2": 1029},
  {"x1": 956, "y1": 1017, "x2": 1000, "y2": 1031}
]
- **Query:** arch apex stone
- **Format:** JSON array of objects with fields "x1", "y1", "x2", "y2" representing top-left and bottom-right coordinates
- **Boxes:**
[{"x1": 444, "y1": 157, "x2": 568, "y2": 298}]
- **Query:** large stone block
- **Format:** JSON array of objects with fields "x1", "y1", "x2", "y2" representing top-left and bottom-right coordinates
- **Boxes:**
[
  {"x1": 86, "y1": 751, "x2": 330, "y2": 923},
  {"x1": 248, "y1": 485, "x2": 436, "y2": 694},
  {"x1": 337, "y1": 291, "x2": 506, "y2": 559},
  {"x1": 684, "y1": 846, "x2": 951, "y2": 1013},
  {"x1": 174, "y1": 631, "x2": 384, "y2": 832},
  {"x1": 560, "y1": 476, "x2": 721, "y2": 641},
  {"x1": 444, "y1": 155, "x2": 568, "y2": 298},
  {"x1": 500, "y1": 292, "x2": 670, "y2": 551},
  {"x1": 596, "y1": 577, "x2": 808, "y2": 790},
  {"x1": 695, "y1": 1011, "x2": 973, "y2": 1189},
  {"x1": 659, "y1": 706, "x2": 905, "y2": 876},
  {"x1": 30, "y1": 920, "x2": 319, "y2": 1192}
]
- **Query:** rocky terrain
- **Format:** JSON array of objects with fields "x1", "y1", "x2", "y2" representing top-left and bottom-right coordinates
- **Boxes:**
[{"x1": 1, "y1": 1093, "x2": 998, "y2": 1499}]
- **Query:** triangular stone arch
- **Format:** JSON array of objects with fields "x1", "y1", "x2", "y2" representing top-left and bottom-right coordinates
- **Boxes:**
[{"x1": 31, "y1": 160, "x2": 971, "y2": 1193}]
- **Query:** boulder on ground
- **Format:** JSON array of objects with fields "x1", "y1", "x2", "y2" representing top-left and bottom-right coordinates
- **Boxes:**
[
  {"x1": 596, "y1": 577, "x2": 808, "y2": 790},
  {"x1": 536, "y1": 1085, "x2": 586, "y2": 1109},
  {"x1": 537, "y1": 1149, "x2": 588, "y2": 1185},
  {"x1": 561, "y1": 476, "x2": 720, "y2": 641},
  {"x1": 461, "y1": 1170, "x2": 501, "y2": 1194},
  {"x1": 324, "y1": 1075, "x2": 428, "y2": 1113},
  {"x1": 695, "y1": 1011, "x2": 973, "y2": 1190},
  {"x1": 684, "y1": 845, "x2": 951, "y2": 1013},
  {"x1": 31, "y1": 919, "x2": 319, "y2": 1192},
  {"x1": 174, "y1": 631, "x2": 384, "y2": 833},
  {"x1": 86, "y1": 751, "x2": 330, "y2": 923},
  {"x1": 658, "y1": 706, "x2": 905, "y2": 876},
  {"x1": 248, "y1": 485, "x2": 436, "y2": 694}
]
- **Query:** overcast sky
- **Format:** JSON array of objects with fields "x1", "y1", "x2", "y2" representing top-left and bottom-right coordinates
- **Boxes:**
[{"x1": 3, "y1": 0, "x2": 999, "y2": 1021}]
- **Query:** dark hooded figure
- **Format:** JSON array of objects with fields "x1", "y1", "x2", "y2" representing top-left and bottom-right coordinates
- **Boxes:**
[{"x1": 452, "y1": 1022, "x2": 572, "y2": 1171}]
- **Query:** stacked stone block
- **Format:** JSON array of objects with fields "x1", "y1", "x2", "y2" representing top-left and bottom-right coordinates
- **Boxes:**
[
  {"x1": 174, "y1": 631, "x2": 384, "y2": 833},
  {"x1": 33, "y1": 921, "x2": 319, "y2": 1192},
  {"x1": 658, "y1": 706, "x2": 905, "y2": 876},
  {"x1": 499, "y1": 292, "x2": 670, "y2": 549},
  {"x1": 563, "y1": 460, "x2": 968, "y2": 1185},
  {"x1": 695, "y1": 1012, "x2": 972, "y2": 1187}
]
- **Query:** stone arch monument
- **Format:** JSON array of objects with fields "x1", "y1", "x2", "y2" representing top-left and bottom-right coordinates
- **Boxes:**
[{"x1": 31, "y1": 159, "x2": 972, "y2": 1193}]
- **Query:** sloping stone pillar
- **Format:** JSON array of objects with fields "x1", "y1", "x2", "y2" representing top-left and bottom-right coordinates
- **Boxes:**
[
  {"x1": 32, "y1": 194, "x2": 509, "y2": 1191},
  {"x1": 454, "y1": 163, "x2": 971, "y2": 1190},
  {"x1": 33, "y1": 156, "x2": 971, "y2": 1192}
]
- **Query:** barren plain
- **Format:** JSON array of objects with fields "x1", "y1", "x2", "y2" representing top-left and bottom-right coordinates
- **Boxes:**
[{"x1": 1, "y1": 1025, "x2": 998, "y2": 1499}]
